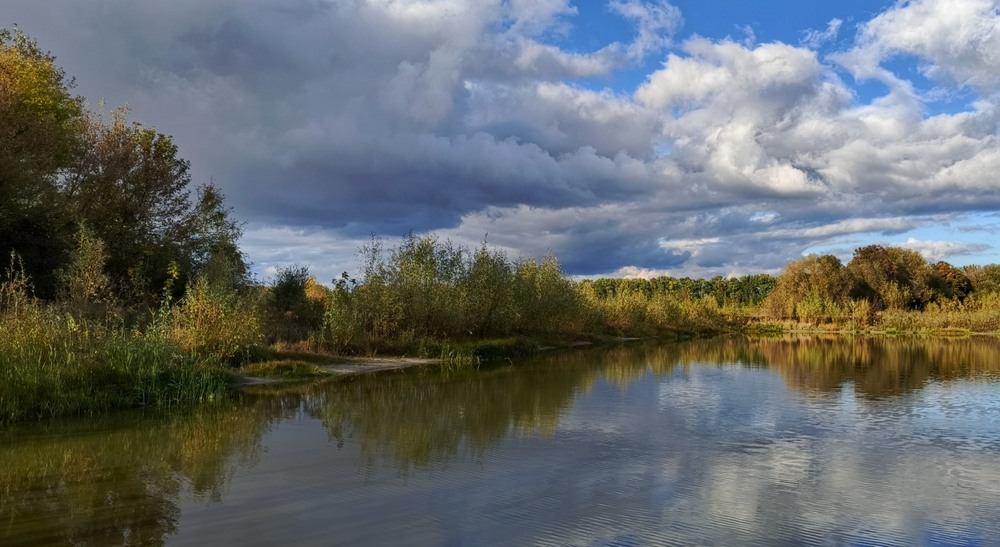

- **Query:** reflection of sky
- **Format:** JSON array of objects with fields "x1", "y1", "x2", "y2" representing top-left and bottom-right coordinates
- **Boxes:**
[{"x1": 170, "y1": 364, "x2": 1000, "y2": 547}]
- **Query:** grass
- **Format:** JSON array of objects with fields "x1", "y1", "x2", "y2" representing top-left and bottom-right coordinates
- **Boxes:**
[
  {"x1": 744, "y1": 322, "x2": 786, "y2": 337},
  {"x1": 0, "y1": 306, "x2": 230, "y2": 424},
  {"x1": 417, "y1": 337, "x2": 540, "y2": 365}
]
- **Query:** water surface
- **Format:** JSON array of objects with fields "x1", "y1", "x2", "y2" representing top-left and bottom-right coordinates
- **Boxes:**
[{"x1": 3, "y1": 336, "x2": 1000, "y2": 546}]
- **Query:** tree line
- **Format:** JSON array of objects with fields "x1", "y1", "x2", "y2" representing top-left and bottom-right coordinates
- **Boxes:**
[{"x1": 762, "y1": 246, "x2": 1000, "y2": 328}]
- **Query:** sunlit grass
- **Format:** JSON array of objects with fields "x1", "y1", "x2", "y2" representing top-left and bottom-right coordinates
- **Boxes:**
[{"x1": 0, "y1": 303, "x2": 229, "y2": 424}]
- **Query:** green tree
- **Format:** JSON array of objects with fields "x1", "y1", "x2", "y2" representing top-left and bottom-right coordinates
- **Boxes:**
[
  {"x1": 184, "y1": 184, "x2": 249, "y2": 290},
  {"x1": 0, "y1": 28, "x2": 85, "y2": 297},
  {"x1": 63, "y1": 106, "x2": 193, "y2": 298},
  {"x1": 847, "y1": 245, "x2": 930, "y2": 310},
  {"x1": 387, "y1": 234, "x2": 465, "y2": 337},
  {"x1": 963, "y1": 264, "x2": 1000, "y2": 295},
  {"x1": 764, "y1": 254, "x2": 850, "y2": 321},
  {"x1": 57, "y1": 224, "x2": 111, "y2": 316},
  {"x1": 513, "y1": 255, "x2": 580, "y2": 334},
  {"x1": 461, "y1": 243, "x2": 515, "y2": 337},
  {"x1": 928, "y1": 261, "x2": 973, "y2": 302}
]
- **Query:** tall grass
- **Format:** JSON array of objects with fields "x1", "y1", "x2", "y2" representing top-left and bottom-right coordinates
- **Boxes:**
[
  {"x1": 0, "y1": 296, "x2": 230, "y2": 424},
  {"x1": 878, "y1": 292, "x2": 1000, "y2": 334},
  {"x1": 0, "y1": 256, "x2": 253, "y2": 424}
]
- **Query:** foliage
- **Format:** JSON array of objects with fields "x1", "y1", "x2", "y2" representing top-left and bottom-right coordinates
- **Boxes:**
[
  {"x1": 64, "y1": 106, "x2": 242, "y2": 300},
  {"x1": 847, "y1": 245, "x2": 931, "y2": 310},
  {"x1": 56, "y1": 224, "x2": 112, "y2": 318},
  {"x1": 1, "y1": 27, "x2": 247, "y2": 306},
  {"x1": 318, "y1": 235, "x2": 588, "y2": 354},
  {"x1": 264, "y1": 266, "x2": 326, "y2": 343},
  {"x1": 513, "y1": 254, "x2": 583, "y2": 335},
  {"x1": 185, "y1": 184, "x2": 249, "y2": 289},
  {"x1": 166, "y1": 277, "x2": 263, "y2": 365},
  {"x1": 0, "y1": 263, "x2": 229, "y2": 424},
  {"x1": 0, "y1": 28, "x2": 85, "y2": 297},
  {"x1": 462, "y1": 243, "x2": 517, "y2": 336},
  {"x1": 963, "y1": 264, "x2": 1000, "y2": 295},
  {"x1": 763, "y1": 254, "x2": 849, "y2": 322}
]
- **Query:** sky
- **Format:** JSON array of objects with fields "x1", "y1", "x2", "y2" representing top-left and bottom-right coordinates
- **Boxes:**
[{"x1": 5, "y1": 0, "x2": 1000, "y2": 283}]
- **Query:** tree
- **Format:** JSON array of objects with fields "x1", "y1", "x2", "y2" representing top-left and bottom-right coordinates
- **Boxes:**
[
  {"x1": 0, "y1": 28, "x2": 83, "y2": 174},
  {"x1": 1, "y1": 27, "x2": 248, "y2": 308},
  {"x1": 184, "y1": 184, "x2": 249, "y2": 289},
  {"x1": 928, "y1": 261, "x2": 973, "y2": 302},
  {"x1": 847, "y1": 245, "x2": 931, "y2": 310},
  {"x1": 513, "y1": 254, "x2": 580, "y2": 334},
  {"x1": 963, "y1": 264, "x2": 1000, "y2": 295},
  {"x1": 764, "y1": 254, "x2": 850, "y2": 321},
  {"x1": 461, "y1": 243, "x2": 515, "y2": 337},
  {"x1": 62, "y1": 106, "x2": 194, "y2": 297},
  {"x1": 0, "y1": 28, "x2": 85, "y2": 297},
  {"x1": 57, "y1": 224, "x2": 111, "y2": 316},
  {"x1": 386, "y1": 234, "x2": 465, "y2": 337}
]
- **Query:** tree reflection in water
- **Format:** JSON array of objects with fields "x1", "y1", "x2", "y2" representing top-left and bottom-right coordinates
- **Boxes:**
[
  {"x1": 0, "y1": 394, "x2": 287, "y2": 546},
  {"x1": 3, "y1": 335, "x2": 999, "y2": 545}
]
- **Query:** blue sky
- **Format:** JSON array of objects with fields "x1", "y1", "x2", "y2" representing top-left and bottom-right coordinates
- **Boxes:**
[{"x1": 4, "y1": 0, "x2": 1000, "y2": 281}]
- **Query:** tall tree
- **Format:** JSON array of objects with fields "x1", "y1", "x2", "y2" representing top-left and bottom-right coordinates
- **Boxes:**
[
  {"x1": 0, "y1": 28, "x2": 84, "y2": 296},
  {"x1": 764, "y1": 254, "x2": 850, "y2": 320},
  {"x1": 184, "y1": 184, "x2": 249, "y2": 289},
  {"x1": 62, "y1": 106, "x2": 192, "y2": 296},
  {"x1": 847, "y1": 245, "x2": 931, "y2": 310},
  {"x1": 1, "y1": 27, "x2": 248, "y2": 304}
]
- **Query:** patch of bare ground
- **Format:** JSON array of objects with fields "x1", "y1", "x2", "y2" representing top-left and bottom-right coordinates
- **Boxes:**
[{"x1": 321, "y1": 357, "x2": 442, "y2": 375}]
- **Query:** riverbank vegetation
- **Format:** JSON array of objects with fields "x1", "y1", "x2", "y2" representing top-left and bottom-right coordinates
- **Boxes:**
[{"x1": 4, "y1": 27, "x2": 1000, "y2": 423}]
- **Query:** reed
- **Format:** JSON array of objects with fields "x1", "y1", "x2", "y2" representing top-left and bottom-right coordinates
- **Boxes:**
[{"x1": 0, "y1": 271, "x2": 230, "y2": 424}]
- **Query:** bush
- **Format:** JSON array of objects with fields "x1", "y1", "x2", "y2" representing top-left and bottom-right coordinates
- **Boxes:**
[
  {"x1": 263, "y1": 266, "x2": 326, "y2": 343},
  {"x1": 166, "y1": 277, "x2": 263, "y2": 365}
]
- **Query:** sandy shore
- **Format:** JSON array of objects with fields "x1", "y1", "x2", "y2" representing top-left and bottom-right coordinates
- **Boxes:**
[{"x1": 321, "y1": 357, "x2": 441, "y2": 374}]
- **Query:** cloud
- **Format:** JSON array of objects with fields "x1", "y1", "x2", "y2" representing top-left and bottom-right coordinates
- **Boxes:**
[
  {"x1": 609, "y1": 0, "x2": 684, "y2": 61},
  {"x1": 901, "y1": 238, "x2": 991, "y2": 262},
  {"x1": 800, "y1": 18, "x2": 843, "y2": 49},
  {"x1": 4, "y1": 0, "x2": 1000, "y2": 280},
  {"x1": 834, "y1": 0, "x2": 1000, "y2": 91}
]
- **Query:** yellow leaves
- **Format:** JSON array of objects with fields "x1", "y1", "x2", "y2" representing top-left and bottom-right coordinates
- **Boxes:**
[
  {"x1": 0, "y1": 41, "x2": 81, "y2": 124},
  {"x1": 167, "y1": 278, "x2": 263, "y2": 364}
]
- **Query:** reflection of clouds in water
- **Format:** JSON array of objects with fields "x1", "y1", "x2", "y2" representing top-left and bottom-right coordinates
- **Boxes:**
[
  {"x1": 524, "y1": 362, "x2": 1000, "y2": 546},
  {"x1": 911, "y1": 381, "x2": 1000, "y2": 442},
  {"x1": 91, "y1": 340, "x2": 1000, "y2": 545},
  {"x1": 651, "y1": 373, "x2": 1000, "y2": 545},
  {"x1": 657, "y1": 366, "x2": 723, "y2": 423}
]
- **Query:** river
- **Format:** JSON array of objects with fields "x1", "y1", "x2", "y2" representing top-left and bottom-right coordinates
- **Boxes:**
[{"x1": 3, "y1": 335, "x2": 1000, "y2": 546}]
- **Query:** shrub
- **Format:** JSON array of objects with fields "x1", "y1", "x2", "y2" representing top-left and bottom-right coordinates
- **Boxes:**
[{"x1": 167, "y1": 277, "x2": 263, "y2": 365}]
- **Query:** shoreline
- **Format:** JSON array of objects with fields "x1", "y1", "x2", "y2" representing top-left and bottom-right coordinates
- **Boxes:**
[{"x1": 234, "y1": 357, "x2": 445, "y2": 386}]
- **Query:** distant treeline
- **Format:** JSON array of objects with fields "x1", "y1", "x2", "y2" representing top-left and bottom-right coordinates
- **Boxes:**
[{"x1": 584, "y1": 274, "x2": 778, "y2": 307}]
